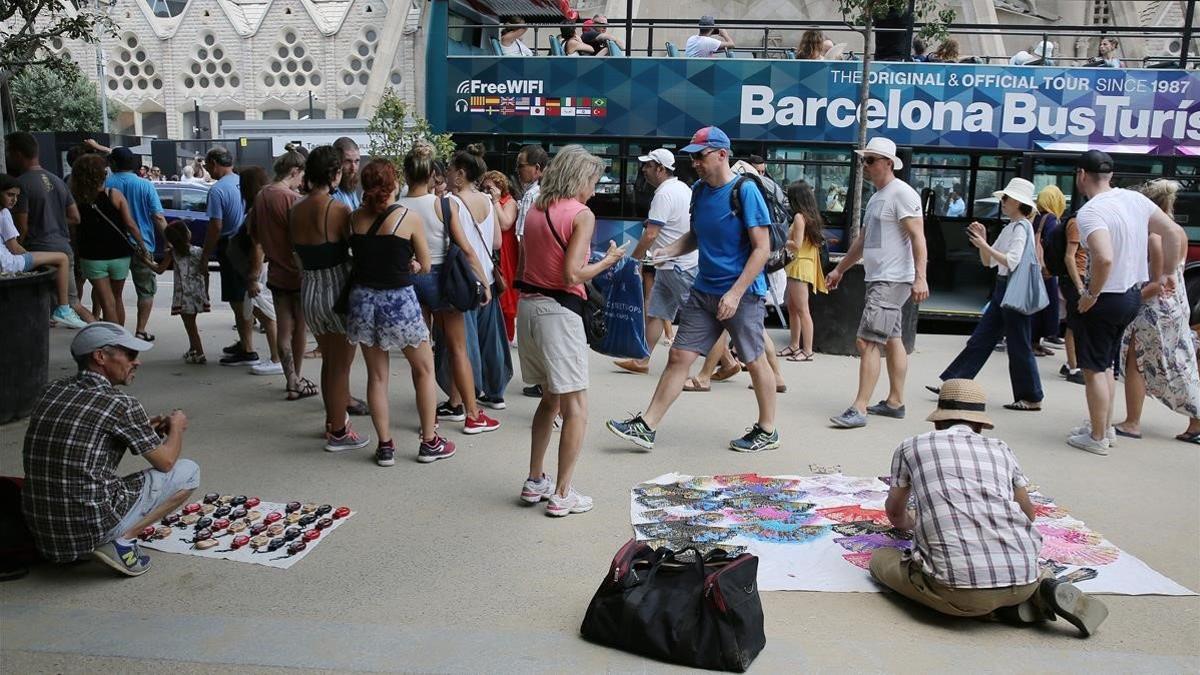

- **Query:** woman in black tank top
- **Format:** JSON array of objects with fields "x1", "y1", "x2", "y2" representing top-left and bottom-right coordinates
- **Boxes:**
[
  {"x1": 70, "y1": 154, "x2": 146, "y2": 326},
  {"x1": 345, "y1": 159, "x2": 452, "y2": 465}
]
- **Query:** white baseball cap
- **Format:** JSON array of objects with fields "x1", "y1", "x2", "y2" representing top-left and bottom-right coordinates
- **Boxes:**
[
  {"x1": 637, "y1": 148, "x2": 677, "y2": 171},
  {"x1": 70, "y1": 321, "x2": 154, "y2": 358}
]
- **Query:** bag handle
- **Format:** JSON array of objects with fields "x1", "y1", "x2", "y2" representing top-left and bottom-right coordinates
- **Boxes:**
[
  {"x1": 439, "y1": 195, "x2": 453, "y2": 255},
  {"x1": 91, "y1": 199, "x2": 152, "y2": 265},
  {"x1": 632, "y1": 545, "x2": 708, "y2": 588}
]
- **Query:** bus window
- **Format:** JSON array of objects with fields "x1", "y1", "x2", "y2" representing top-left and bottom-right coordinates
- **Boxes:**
[
  {"x1": 910, "y1": 154, "x2": 969, "y2": 218},
  {"x1": 766, "y1": 146, "x2": 852, "y2": 214},
  {"x1": 973, "y1": 155, "x2": 1018, "y2": 221}
]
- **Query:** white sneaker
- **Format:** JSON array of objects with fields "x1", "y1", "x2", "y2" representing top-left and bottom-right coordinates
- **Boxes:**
[
  {"x1": 1067, "y1": 433, "x2": 1110, "y2": 456},
  {"x1": 1068, "y1": 421, "x2": 1116, "y2": 446},
  {"x1": 51, "y1": 305, "x2": 87, "y2": 329},
  {"x1": 546, "y1": 487, "x2": 593, "y2": 517},
  {"x1": 520, "y1": 474, "x2": 555, "y2": 504},
  {"x1": 250, "y1": 360, "x2": 284, "y2": 376}
]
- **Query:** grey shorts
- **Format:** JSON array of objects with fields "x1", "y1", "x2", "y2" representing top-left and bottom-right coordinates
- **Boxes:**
[
  {"x1": 103, "y1": 458, "x2": 201, "y2": 543},
  {"x1": 858, "y1": 281, "x2": 911, "y2": 344},
  {"x1": 646, "y1": 265, "x2": 697, "y2": 321},
  {"x1": 673, "y1": 289, "x2": 766, "y2": 363},
  {"x1": 517, "y1": 296, "x2": 589, "y2": 394}
]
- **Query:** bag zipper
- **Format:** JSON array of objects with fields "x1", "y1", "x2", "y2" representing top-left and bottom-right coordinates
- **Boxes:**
[
  {"x1": 610, "y1": 538, "x2": 645, "y2": 585},
  {"x1": 703, "y1": 555, "x2": 754, "y2": 613}
]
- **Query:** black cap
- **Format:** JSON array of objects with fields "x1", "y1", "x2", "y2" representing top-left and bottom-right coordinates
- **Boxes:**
[
  {"x1": 1077, "y1": 149, "x2": 1113, "y2": 173},
  {"x1": 109, "y1": 147, "x2": 137, "y2": 172}
]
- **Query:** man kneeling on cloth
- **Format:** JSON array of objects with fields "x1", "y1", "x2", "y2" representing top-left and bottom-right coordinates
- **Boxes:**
[
  {"x1": 871, "y1": 379, "x2": 1108, "y2": 636},
  {"x1": 22, "y1": 322, "x2": 199, "y2": 576}
]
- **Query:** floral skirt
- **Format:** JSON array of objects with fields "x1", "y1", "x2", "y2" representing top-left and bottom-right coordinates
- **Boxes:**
[
  {"x1": 346, "y1": 285, "x2": 429, "y2": 351},
  {"x1": 1120, "y1": 269, "x2": 1200, "y2": 419}
]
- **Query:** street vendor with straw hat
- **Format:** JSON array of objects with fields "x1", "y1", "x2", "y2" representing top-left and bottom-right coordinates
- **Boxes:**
[{"x1": 871, "y1": 379, "x2": 1109, "y2": 637}]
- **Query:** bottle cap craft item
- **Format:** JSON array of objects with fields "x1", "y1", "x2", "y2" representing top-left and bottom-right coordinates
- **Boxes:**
[
  {"x1": 283, "y1": 527, "x2": 301, "y2": 541},
  {"x1": 316, "y1": 517, "x2": 333, "y2": 530},
  {"x1": 230, "y1": 507, "x2": 247, "y2": 520},
  {"x1": 249, "y1": 535, "x2": 269, "y2": 549},
  {"x1": 285, "y1": 501, "x2": 301, "y2": 513},
  {"x1": 160, "y1": 513, "x2": 180, "y2": 526},
  {"x1": 301, "y1": 503, "x2": 317, "y2": 514},
  {"x1": 231, "y1": 534, "x2": 250, "y2": 549},
  {"x1": 180, "y1": 513, "x2": 200, "y2": 525},
  {"x1": 302, "y1": 529, "x2": 320, "y2": 541},
  {"x1": 232, "y1": 495, "x2": 247, "y2": 506},
  {"x1": 140, "y1": 525, "x2": 157, "y2": 541},
  {"x1": 316, "y1": 504, "x2": 332, "y2": 516},
  {"x1": 267, "y1": 537, "x2": 285, "y2": 552},
  {"x1": 333, "y1": 506, "x2": 351, "y2": 519},
  {"x1": 201, "y1": 504, "x2": 216, "y2": 515},
  {"x1": 183, "y1": 502, "x2": 201, "y2": 514},
  {"x1": 195, "y1": 538, "x2": 219, "y2": 550},
  {"x1": 228, "y1": 520, "x2": 247, "y2": 533},
  {"x1": 244, "y1": 497, "x2": 261, "y2": 508},
  {"x1": 195, "y1": 516, "x2": 213, "y2": 530},
  {"x1": 267, "y1": 522, "x2": 285, "y2": 536},
  {"x1": 155, "y1": 526, "x2": 173, "y2": 539},
  {"x1": 220, "y1": 495, "x2": 233, "y2": 504},
  {"x1": 299, "y1": 514, "x2": 317, "y2": 527},
  {"x1": 213, "y1": 518, "x2": 231, "y2": 532},
  {"x1": 246, "y1": 511, "x2": 262, "y2": 522},
  {"x1": 265, "y1": 511, "x2": 283, "y2": 524},
  {"x1": 250, "y1": 523, "x2": 267, "y2": 536},
  {"x1": 214, "y1": 506, "x2": 231, "y2": 518},
  {"x1": 203, "y1": 493, "x2": 220, "y2": 504},
  {"x1": 286, "y1": 512, "x2": 301, "y2": 524}
]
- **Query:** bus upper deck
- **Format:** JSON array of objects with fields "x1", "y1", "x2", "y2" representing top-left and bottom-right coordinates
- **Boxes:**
[{"x1": 423, "y1": 1, "x2": 1200, "y2": 319}]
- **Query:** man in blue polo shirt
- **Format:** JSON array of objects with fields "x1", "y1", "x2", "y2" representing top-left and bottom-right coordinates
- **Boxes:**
[
  {"x1": 106, "y1": 147, "x2": 168, "y2": 342},
  {"x1": 199, "y1": 147, "x2": 258, "y2": 366},
  {"x1": 608, "y1": 126, "x2": 779, "y2": 452}
]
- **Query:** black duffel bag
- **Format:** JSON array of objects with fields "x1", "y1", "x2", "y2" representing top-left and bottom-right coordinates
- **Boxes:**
[{"x1": 580, "y1": 539, "x2": 765, "y2": 672}]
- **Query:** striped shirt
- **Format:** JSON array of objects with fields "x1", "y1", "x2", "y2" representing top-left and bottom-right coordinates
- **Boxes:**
[{"x1": 890, "y1": 425, "x2": 1042, "y2": 589}]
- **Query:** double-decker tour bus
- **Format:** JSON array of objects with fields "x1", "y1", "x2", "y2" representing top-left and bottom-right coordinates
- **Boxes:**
[{"x1": 422, "y1": 0, "x2": 1200, "y2": 322}]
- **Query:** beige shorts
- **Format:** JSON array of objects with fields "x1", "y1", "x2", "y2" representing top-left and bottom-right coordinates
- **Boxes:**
[
  {"x1": 517, "y1": 295, "x2": 589, "y2": 395},
  {"x1": 858, "y1": 281, "x2": 911, "y2": 344}
]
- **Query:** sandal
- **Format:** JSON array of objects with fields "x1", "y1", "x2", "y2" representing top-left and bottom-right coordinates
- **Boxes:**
[
  {"x1": 776, "y1": 345, "x2": 801, "y2": 358},
  {"x1": 304, "y1": 348, "x2": 322, "y2": 359},
  {"x1": 1033, "y1": 346, "x2": 1054, "y2": 357},
  {"x1": 1175, "y1": 431, "x2": 1200, "y2": 444},
  {"x1": 711, "y1": 364, "x2": 740, "y2": 382},
  {"x1": 346, "y1": 397, "x2": 370, "y2": 416},
  {"x1": 748, "y1": 383, "x2": 788, "y2": 393},
  {"x1": 683, "y1": 377, "x2": 711, "y2": 392},
  {"x1": 183, "y1": 350, "x2": 206, "y2": 365},
  {"x1": 286, "y1": 377, "x2": 319, "y2": 401},
  {"x1": 136, "y1": 331, "x2": 156, "y2": 342},
  {"x1": 1114, "y1": 426, "x2": 1142, "y2": 439},
  {"x1": 787, "y1": 351, "x2": 814, "y2": 362},
  {"x1": 1003, "y1": 400, "x2": 1042, "y2": 411}
]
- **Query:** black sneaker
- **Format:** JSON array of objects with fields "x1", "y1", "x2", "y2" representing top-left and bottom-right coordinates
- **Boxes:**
[
  {"x1": 729, "y1": 423, "x2": 781, "y2": 453},
  {"x1": 1059, "y1": 364, "x2": 1070, "y2": 377},
  {"x1": 375, "y1": 441, "x2": 396, "y2": 467},
  {"x1": 606, "y1": 415, "x2": 656, "y2": 450},
  {"x1": 222, "y1": 341, "x2": 243, "y2": 355},
  {"x1": 1065, "y1": 369, "x2": 1085, "y2": 385},
  {"x1": 477, "y1": 394, "x2": 507, "y2": 410},
  {"x1": 436, "y1": 401, "x2": 466, "y2": 422},
  {"x1": 219, "y1": 351, "x2": 260, "y2": 367},
  {"x1": 522, "y1": 384, "x2": 543, "y2": 398}
]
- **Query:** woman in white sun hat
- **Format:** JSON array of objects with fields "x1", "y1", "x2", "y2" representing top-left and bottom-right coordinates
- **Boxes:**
[{"x1": 933, "y1": 177, "x2": 1044, "y2": 411}]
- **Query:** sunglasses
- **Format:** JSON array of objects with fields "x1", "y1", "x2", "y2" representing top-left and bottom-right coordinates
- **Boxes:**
[
  {"x1": 861, "y1": 155, "x2": 879, "y2": 165},
  {"x1": 690, "y1": 149, "x2": 716, "y2": 161}
]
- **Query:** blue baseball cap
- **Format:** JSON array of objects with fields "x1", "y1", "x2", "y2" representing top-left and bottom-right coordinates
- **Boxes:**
[{"x1": 681, "y1": 126, "x2": 732, "y2": 153}]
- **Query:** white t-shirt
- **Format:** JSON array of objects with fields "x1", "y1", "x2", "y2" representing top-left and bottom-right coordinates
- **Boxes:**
[
  {"x1": 862, "y1": 178, "x2": 922, "y2": 283},
  {"x1": 516, "y1": 181, "x2": 539, "y2": 239},
  {"x1": 685, "y1": 35, "x2": 722, "y2": 58},
  {"x1": 500, "y1": 39, "x2": 533, "y2": 56},
  {"x1": 647, "y1": 177, "x2": 698, "y2": 270},
  {"x1": 453, "y1": 194, "x2": 496, "y2": 284},
  {"x1": 0, "y1": 209, "x2": 24, "y2": 273},
  {"x1": 988, "y1": 218, "x2": 1030, "y2": 277},
  {"x1": 1076, "y1": 188, "x2": 1156, "y2": 293}
]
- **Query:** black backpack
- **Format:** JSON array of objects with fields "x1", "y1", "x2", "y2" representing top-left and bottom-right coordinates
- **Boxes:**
[
  {"x1": 1042, "y1": 212, "x2": 1071, "y2": 278},
  {"x1": 691, "y1": 174, "x2": 793, "y2": 272}
]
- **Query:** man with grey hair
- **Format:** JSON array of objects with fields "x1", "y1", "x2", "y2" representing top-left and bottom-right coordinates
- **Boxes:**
[{"x1": 22, "y1": 322, "x2": 199, "y2": 577}]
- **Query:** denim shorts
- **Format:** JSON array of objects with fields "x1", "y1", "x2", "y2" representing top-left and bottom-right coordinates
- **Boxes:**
[
  {"x1": 646, "y1": 265, "x2": 697, "y2": 321},
  {"x1": 673, "y1": 289, "x2": 767, "y2": 363},
  {"x1": 412, "y1": 265, "x2": 448, "y2": 312},
  {"x1": 103, "y1": 458, "x2": 201, "y2": 543},
  {"x1": 2, "y1": 251, "x2": 34, "y2": 273}
]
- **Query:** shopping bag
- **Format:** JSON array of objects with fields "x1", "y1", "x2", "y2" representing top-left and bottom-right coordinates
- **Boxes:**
[
  {"x1": 1001, "y1": 220, "x2": 1050, "y2": 315},
  {"x1": 590, "y1": 255, "x2": 649, "y2": 359}
]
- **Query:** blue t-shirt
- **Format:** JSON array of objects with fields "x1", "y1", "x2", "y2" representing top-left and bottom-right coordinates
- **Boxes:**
[
  {"x1": 105, "y1": 172, "x2": 163, "y2": 248},
  {"x1": 691, "y1": 177, "x2": 770, "y2": 297},
  {"x1": 331, "y1": 189, "x2": 361, "y2": 210},
  {"x1": 207, "y1": 173, "x2": 244, "y2": 238}
]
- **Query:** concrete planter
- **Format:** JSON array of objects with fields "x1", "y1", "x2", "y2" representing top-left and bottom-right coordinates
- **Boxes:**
[{"x1": 0, "y1": 269, "x2": 54, "y2": 424}]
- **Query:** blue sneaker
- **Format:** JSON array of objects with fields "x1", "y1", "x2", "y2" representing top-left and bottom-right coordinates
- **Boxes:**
[
  {"x1": 866, "y1": 401, "x2": 906, "y2": 419},
  {"x1": 92, "y1": 539, "x2": 151, "y2": 576},
  {"x1": 830, "y1": 407, "x2": 868, "y2": 429},
  {"x1": 729, "y1": 424, "x2": 780, "y2": 453},
  {"x1": 606, "y1": 415, "x2": 656, "y2": 450}
]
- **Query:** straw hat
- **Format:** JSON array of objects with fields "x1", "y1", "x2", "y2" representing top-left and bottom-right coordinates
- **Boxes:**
[
  {"x1": 993, "y1": 177, "x2": 1038, "y2": 211},
  {"x1": 854, "y1": 137, "x2": 903, "y2": 170},
  {"x1": 927, "y1": 379, "x2": 994, "y2": 429}
]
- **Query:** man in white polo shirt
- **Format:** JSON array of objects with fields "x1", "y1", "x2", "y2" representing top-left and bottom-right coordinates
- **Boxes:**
[
  {"x1": 615, "y1": 149, "x2": 698, "y2": 374},
  {"x1": 1068, "y1": 150, "x2": 1185, "y2": 455}
]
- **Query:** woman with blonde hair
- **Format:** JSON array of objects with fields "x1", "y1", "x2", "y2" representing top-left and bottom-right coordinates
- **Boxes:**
[
  {"x1": 1031, "y1": 185, "x2": 1066, "y2": 356},
  {"x1": 1115, "y1": 179, "x2": 1200, "y2": 443},
  {"x1": 796, "y1": 30, "x2": 825, "y2": 60},
  {"x1": 516, "y1": 145, "x2": 626, "y2": 516},
  {"x1": 70, "y1": 153, "x2": 147, "y2": 325}
]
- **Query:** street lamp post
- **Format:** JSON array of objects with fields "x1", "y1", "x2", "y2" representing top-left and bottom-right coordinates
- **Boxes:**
[
  {"x1": 192, "y1": 99, "x2": 205, "y2": 139},
  {"x1": 308, "y1": 91, "x2": 316, "y2": 120},
  {"x1": 96, "y1": 0, "x2": 109, "y2": 132}
]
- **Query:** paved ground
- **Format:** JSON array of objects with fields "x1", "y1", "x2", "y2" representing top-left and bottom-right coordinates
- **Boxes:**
[{"x1": 2, "y1": 286, "x2": 1198, "y2": 673}]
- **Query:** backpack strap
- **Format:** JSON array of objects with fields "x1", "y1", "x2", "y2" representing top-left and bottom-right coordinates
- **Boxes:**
[
  {"x1": 729, "y1": 175, "x2": 748, "y2": 221},
  {"x1": 367, "y1": 203, "x2": 403, "y2": 236},
  {"x1": 688, "y1": 180, "x2": 704, "y2": 231},
  {"x1": 439, "y1": 195, "x2": 453, "y2": 254}
]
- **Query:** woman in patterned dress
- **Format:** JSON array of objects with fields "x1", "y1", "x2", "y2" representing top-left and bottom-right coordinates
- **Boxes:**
[{"x1": 1115, "y1": 179, "x2": 1200, "y2": 443}]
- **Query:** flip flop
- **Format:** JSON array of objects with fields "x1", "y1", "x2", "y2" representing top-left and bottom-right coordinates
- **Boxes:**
[
  {"x1": 286, "y1": 377, "x2": 319, "y2": 401},
  {"x1": 747, "y1": 383, "x2": 788, "y2": 393},
  {"x1": 1003, "y1": 400, "x2": 1042, "y2": 411},
  {"x1": 135, "y1": 331, "x2": 156, "y2": 342},
  {"x1": 346, "y1": 397, "x2": 369, "y2": 416},
  {"x1": 711, "y1": 364, "x2": 740, "y2": 382},
  {"x1": 1114, "y1": 426, "x2": 1142, "y2": 439},
  {"x1": 787, "y1": 352, "x2": 814, "y2": 362},
  {"x1": 683, "y1": 377, "x2": 711, "y2": 392},
  {"x1": 1175, "y1": 431, "x2": 1200, "y2": 444},
  {"x1": 776, "y1": 345, "x2": 801, "y2": 358}
]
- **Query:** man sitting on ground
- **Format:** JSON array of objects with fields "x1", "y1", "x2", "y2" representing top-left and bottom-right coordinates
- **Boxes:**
[
  {"x1": 22, "y1": 322, "x2": 199, "y2": 576},
  {"x1": 870, "y1": 379, "x2": 1108, "y2": 637}
]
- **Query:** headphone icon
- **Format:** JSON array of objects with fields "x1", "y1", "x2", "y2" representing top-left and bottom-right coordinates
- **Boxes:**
[{"x1": 454, "y1": 99, "x2": 469, "y2": 113}]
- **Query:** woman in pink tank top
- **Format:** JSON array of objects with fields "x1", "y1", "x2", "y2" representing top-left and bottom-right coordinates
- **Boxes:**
[{"x1": 516, "y1": 145, "x2": 625, "y2": 516}]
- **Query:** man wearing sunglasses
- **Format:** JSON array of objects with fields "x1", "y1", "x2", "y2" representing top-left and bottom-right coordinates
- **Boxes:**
[
  {"x1": 827, "y1": 136, "x2": 929, "y2": 429},
  {"x1": 608, "y1": 126, "x2": 780, "y2": 453},
  {"x1": 22, "y1": 322, "x2": 199, "y2": 577}
]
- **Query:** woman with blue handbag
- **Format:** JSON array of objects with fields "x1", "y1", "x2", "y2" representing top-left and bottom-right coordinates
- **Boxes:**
[{"x1": 933, "y1": 178, "x2": 1046, "y2": 411}]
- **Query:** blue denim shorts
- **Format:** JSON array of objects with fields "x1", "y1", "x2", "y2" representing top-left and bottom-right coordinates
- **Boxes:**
[{"x1": 411, "y1": 265, "x2": 448, "y2": 312}]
